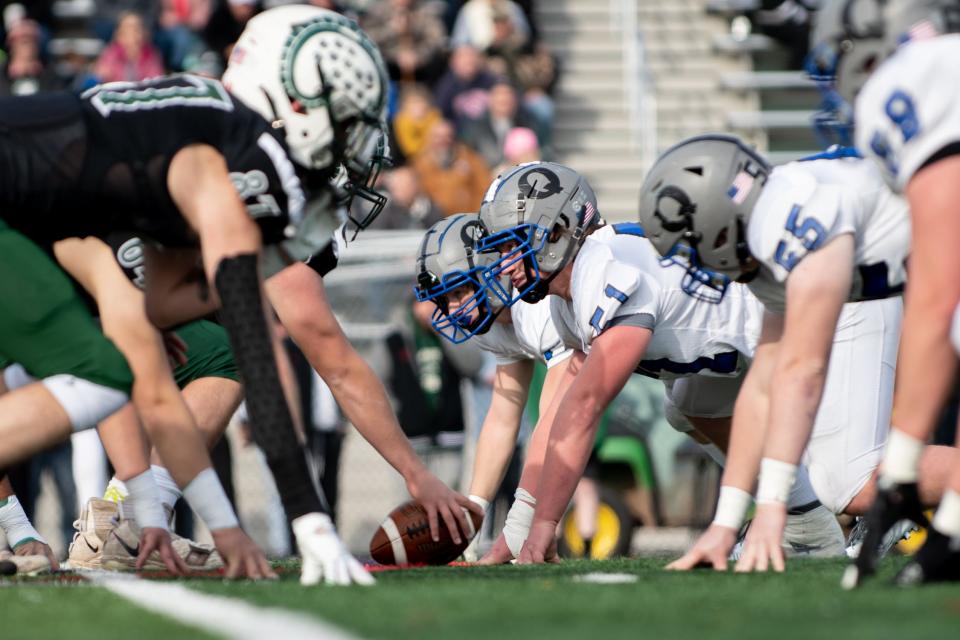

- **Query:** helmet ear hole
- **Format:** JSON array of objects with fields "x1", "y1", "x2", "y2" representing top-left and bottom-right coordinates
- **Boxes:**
[
  {"x1": 713, "y1": 227, "x2": 729, "y2": 250},
  {"x1": 683, "y1": 166, "x2": 704, "y2": 176}
]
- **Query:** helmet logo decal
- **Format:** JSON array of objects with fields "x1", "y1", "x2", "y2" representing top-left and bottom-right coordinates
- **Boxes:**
[
  {"x1": 518, "y1": 168, "x2": 562, "y2": 200},
  {"x1": 654, "y1": 186, "x2": 696, "y2": 233}
]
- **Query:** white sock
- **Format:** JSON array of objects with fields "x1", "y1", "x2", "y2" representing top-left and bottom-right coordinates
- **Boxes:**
[
  {"x1": 880, "y1": 429, "x2": 924, "y2": 486},
  {"x1": 151, "y1": 465, "x2": 183, "y2": 512},
  {"x1": 787, "y1": 464, "x2": 819, "y2": 511},
  {"x1": 105, "y1": 477, "x2": 129, "y2": 501},
  {"x1": 932, "y1": 489, "x2": 960, "y2": 538}
]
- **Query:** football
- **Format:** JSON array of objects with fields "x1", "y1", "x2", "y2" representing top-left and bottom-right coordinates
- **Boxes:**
[{"x1": 369, "y1": 500, "x2": 483, "y2": 565}]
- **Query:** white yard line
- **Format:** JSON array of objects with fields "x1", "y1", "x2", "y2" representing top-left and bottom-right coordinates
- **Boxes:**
[{"x1": 83, "y1": 571, "x2": 360, "y2": 640}]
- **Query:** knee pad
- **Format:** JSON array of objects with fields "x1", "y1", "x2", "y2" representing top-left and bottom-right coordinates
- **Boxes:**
[{"x1": 41, "y1": 374, "x2": 129, "y2": 431}]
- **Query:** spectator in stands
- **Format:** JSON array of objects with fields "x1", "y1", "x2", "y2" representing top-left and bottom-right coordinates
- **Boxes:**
[
  {"x1": 157, "y1": 0, "x2": 213, "y2": 71},
  {"x1": 412, "y1": 118, "x2": 491, "y2": 218},
  {"x1": 433, "y1": 44, "x2": 497, "y2": 125},
  {"x1": 494, "y1": 125, "x2": 539, "y2": 174},
  {"x1": 393, "y1": 84, "x2": 443, "y2": 158},
  {"x1": 451, "y1": 0, "x2": 529, "y2": 51},
  {"x1": 362, "y1": 0, "x2": 448, "y2": 85},
  {"x1": 204, "y1": 0, "x2": 260, "y2": 67},
  {"x1": 485, "y1": 4, "x2": 556, "y2": 129},
  {"x1": 459, "y1": 81, "x2": 546, "y2": 167},
  {"x1": 0, "y1": 17, "x2": 60, "y2": 96},
  {"x1": 371, "y1": 166, "x2": 444, "y2": 230},
  {"x1": 93, "y1": 12, "x2": 165, "y2": 83}
]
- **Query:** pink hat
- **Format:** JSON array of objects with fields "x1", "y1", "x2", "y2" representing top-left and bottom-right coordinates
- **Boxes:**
[{"x1": 503, "y1": 127, "x2": 539, "y2": 161}]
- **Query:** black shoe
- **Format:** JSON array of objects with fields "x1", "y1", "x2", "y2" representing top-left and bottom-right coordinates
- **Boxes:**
[
  {"x1": 895, "y1": 529, "x2": 960, "y2": 586},
  {"x1": 843, "y1": 482, "x2": 929, "y2": 589},
  {"x1": 582, "y1": 537, "x2": 592, "y2": 559}
]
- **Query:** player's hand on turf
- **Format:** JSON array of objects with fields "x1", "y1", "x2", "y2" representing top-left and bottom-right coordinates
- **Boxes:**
[
  {"x1": 13, "y1": 539, "x2": 59, "y2": 571},
  {"x1": 293, "y1": 513, "x2": 374, "y2": 586},
  {"x1": 406, "y1": 468, "x2": 483, "y2": 545},
  {"x1": 477, "y1": 532, "x2": 515, "y2": 565},
  {"x1": 137, "y1": 527, "x2": 189, "y2": 575},
  {"x1": 666, "y1": 523, "x2": 738, "y2": 571},
  {"x1": 517, "y1": 520, "x2": 559, "y2": 564},
  {"x1": 211, "y1": 527, "x2": 277, "y2": 580},
  {"x1": 735, "y1": 503, "x2": 787, "y2": 573}
]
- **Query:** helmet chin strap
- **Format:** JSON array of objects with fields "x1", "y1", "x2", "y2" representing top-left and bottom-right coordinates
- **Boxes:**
[{"x1": 520, "y1": 205, "x2": 594, "y2": 303}]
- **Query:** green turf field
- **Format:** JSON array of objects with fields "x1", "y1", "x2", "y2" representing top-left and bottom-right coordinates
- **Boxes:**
[{"x1": 3, "y1": 558, "x2": 959, "y2": 640}]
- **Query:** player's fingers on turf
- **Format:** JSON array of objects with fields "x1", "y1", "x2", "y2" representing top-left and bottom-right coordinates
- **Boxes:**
[
  {"x1": 167, "y1": 541, "x2": 190, "y2": 574},
  {"x1": 349, "y1": 557, "x2": 375, "y2": 586},
  {"x1": 425, "y1": 503, "x2": 440, "y2": 542},
  {"x1": 666, "y1": 550, "x2": 700, "y2": 571},
  {"x1": 439, "y1": 504, "x2": 462, "y2": 544},
  {"x1": 159, "y1": 542, "x2": 185, "y2": 575},
  {"x1": 225, "y1": 557, "x2": 241, "y2": 579},
  {"x1": 260, "y1": 555, "x2": 277, "y2": 579},
  {"x1": 771, "y1": 546, "x2": 786, "y2": 573},
  {"x1": 39, "y1": 545, "x2": 60, "y2": 571},
  {"x1": 244, "y1": 553, "x2": 264, "y2": 580}
]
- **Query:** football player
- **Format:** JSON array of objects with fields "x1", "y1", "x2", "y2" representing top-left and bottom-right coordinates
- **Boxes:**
[
  {"x1": 810, "y1": 0, "x2": 960, "y2": 585},
  {"x1": 414, "y1": 213, "x2": 586, "y2": 562},
  {"x1": 636, "y1": 135, "x2": 956, "y2": 574},
  {"x1": 476, "y1": 162, "x2": 844, "y2": 564},
  {"x1": 0, "y1": 6, "x2": 380, "y2": 579}
]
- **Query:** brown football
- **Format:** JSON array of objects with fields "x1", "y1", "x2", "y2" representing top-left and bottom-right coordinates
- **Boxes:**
[{"x1": 369, "y1": 500, "x2": 483, "y2": 565}]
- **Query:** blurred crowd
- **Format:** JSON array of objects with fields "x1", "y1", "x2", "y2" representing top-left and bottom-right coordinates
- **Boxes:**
[{"x1": 0, "y1": 0, "x2": 558, "y2": 232}]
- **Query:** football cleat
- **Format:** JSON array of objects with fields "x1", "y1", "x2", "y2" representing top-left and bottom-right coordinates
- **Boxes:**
[
  {"x1": 101, "y1": 519, "x2": 223, "y2": 572},
  {"x1": 0, "y1": 550, "x2": 51, "y2": 576},
  {"x1": 894, "y1": 529, "x2": 960, "y2": 586},
  {"x1": 843, "y1": 482, "x2": 929, "y2": 589},
  {"x1": 844, "y1": 516, "x2": 917, "y2": 560},
  {"x1": 67, "y1": 498, "x2": 119, "y2": 570}
]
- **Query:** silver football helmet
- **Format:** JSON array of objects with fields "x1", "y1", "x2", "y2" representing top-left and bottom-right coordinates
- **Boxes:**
[
  {"x1": 414, "y1": 214, "x2": 505, "y2": 344},
  {"x1": 477, "y1": 162, "x2": 601, "y2": 305},
  {"x1": 809, "y1": 0, "x2": 960, "y2": 106},
  {"x1": 637, "y1": 134, "x2": 771, "y2": 301}
]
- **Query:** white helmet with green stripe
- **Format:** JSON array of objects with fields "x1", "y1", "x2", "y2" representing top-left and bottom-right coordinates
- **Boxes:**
[{"x1": 223, "y1": 5, "x2": 388, "y2": 179}]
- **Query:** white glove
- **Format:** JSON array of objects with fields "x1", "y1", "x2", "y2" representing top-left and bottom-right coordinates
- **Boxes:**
[{"x1": 292, "y1": 513, "x2": 375, "y2": 586}]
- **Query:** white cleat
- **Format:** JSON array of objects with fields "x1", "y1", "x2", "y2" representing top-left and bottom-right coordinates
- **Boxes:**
[
  {"x1": 293, "y1": 513, "x2": 375, "y2": 586},
  {"x1": 67, "y1": 498, "x2": 119, "y2": 570}
]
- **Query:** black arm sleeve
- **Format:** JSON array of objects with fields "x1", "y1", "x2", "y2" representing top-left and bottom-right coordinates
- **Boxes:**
[{"x1": 214, "y1": 254, "x2": 328, "y2": 520}]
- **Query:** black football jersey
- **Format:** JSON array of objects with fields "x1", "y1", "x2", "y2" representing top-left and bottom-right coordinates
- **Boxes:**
[{"x1": 0, "y1": 74, "x2": 307, "y2": 248}]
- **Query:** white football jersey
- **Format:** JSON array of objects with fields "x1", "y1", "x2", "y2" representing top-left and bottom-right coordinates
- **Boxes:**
[
  {"x1": 856, "y1": 35, "x2": 960, "y2": 192},
  {"x1": 473, "y1": 296, "x2": 577, "y2": 368},
  {"x1": 568, "y1": 224, "x2": 762, "y2": 380},
  {"x1": 746, "y1": 157, "x2": 909, "y2": 313}
]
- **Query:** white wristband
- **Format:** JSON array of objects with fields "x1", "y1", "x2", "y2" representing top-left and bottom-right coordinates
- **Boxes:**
[
  {"x1": 183, "y1": 468, "x2": 239, "y2": 531},
  {"x1": 712, "y1": 486, "x2": 753, "y2": 530},
  {"x1": 123, "y1": 469, "x2": 169, "y2": 530},
  {"x1": 756, "y1": 458, "x2": 798, "y2": 505},
  {"x1": 468, "y1": 494, "x2": 490, "y2": 511},
  {"x1": 0, "y1": 495, "x2": 46, "y2": 547}
]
